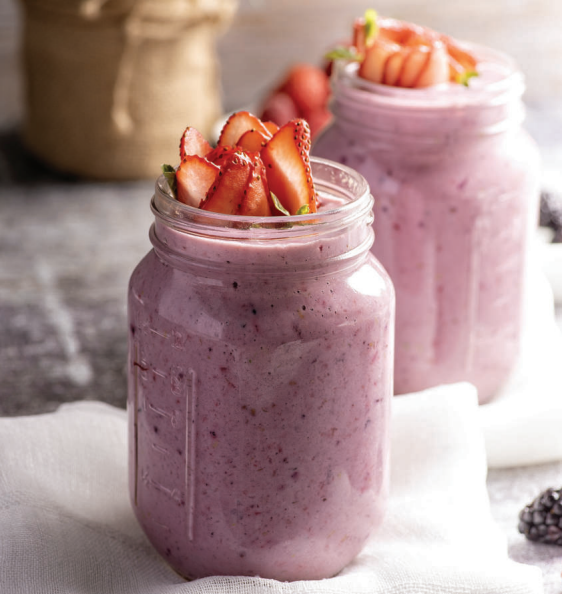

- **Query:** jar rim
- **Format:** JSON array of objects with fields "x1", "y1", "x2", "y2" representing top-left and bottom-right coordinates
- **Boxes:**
[{"x1": 151, "y1": 157, "x2": 373, "y2": 241}]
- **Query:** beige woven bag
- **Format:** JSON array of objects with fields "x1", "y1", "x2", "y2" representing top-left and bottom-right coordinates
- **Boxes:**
[{"x1": 19, "y1": 0, "x2": 237, "y2": 180}]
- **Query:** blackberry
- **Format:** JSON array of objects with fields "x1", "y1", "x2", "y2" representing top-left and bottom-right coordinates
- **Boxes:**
[
  {"x1": 518, "y1": 487, "x2": 562, "y2": 545},
  {"x1": 539, "y1": 191, "x2": 562, "y2": 243}
]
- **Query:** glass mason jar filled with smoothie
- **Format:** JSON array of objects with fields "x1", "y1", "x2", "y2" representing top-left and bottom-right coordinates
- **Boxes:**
[
  {"x1": 314, "y1": 15, "x2": 541, "y2": 403},
  {"x1": 127, "y1": 135, "x2": 395, "y2": 580}
]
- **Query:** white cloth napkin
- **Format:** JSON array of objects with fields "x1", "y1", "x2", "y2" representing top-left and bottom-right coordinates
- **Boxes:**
[
  {"x1": 0, "y1": 388, "x2": 543, "y2": 593},
  {"x1": 479, "y1": 264, "x2": 562, "y2": 468}
]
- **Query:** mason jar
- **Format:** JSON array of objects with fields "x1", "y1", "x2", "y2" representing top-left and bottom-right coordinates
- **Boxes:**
[
  {"x1": 313, "y1": 46, "x2": 540, "y2": 403},
  {"x1": 127, "y1": 158, "x2": 395, "y2": 581}
]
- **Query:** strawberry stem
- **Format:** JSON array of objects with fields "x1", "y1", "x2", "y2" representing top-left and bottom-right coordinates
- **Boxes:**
[
  {"x1": 364, "y1": 9, "x2": 379, "y2": 47},
  {"x1": 456, "y1": 70, "x2": 479, "y2": 87},
  {"x1": 324, "y1": 46, "x2": 363, "y2": 62}
]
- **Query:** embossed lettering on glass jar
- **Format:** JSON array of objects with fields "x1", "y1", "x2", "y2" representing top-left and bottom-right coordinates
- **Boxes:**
[
  {"x1": 127, "y1": 158, "x2": 395, "y2": 581},
  {"x1": 313, "y1": 47, "x2": 541, "y2": 403}
]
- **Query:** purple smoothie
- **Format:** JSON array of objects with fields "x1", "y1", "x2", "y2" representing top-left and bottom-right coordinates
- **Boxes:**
[
  {"x1": 127, "y1": 158, "x2": 394, "y2": 580},
  {"x1": 313, "y1": 45, "x2": 540, "y2": 403}
]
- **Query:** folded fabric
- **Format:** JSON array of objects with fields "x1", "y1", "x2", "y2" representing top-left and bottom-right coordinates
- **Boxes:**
[
  {"x1": 480, "y1": 265, "x2": 562, "y2": 468},
  {"x1": 0, "y1": 387, "x2": 542, "y2": 593}
]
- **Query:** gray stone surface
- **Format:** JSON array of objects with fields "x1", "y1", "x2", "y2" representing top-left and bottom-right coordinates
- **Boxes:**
[{"x1": 0, "y1": 132, "x2": 153, "y2": 416}]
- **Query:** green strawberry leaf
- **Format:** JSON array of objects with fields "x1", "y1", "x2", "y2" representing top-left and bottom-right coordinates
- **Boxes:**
[
  {"x1": 364, "y1": 9, "x2": 379, "y2": 47},
  {"x1": 456, "y1": 70, "x2": 479, "y2": 87},
  {"x1": 270, "y1": 191, "x2": 291, "y2": 216},
  {"x1": 161, "y1": 164, "x2": 177, "y2": 199},
  {"x1": 324, "y1": 46, "x2": 363, "y2": 62},
  {"x1": 295, "y1": 204, "x2": 311, "y2": 215}
]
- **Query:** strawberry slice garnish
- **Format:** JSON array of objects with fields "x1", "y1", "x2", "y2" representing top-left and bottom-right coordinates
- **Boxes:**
[
  {"x1": 205, "y1": 145, "x2": 239, "y2": 165},
  {"x1": 330, "y1": 11, "x2": 477, "y2": 88},
  {"x1": 239, "y1": 158, "x2": 272, "y2": 217},
  {"x1": 180, "y1": 126, "x2": 212, "y2": 160},
  {"x1": 236, "y1": 129, "x2": 270, "y2": 153},
  {"x1": 176, "y1": 156, "x2": 219, "y2": 208},
  {"x1": 201, "y1": 150, "x2": 271, "y2": 216},
  {"x1": 217, "y1": 111, "x2": 271, "y2": 147},
  {"x1": 262, "y1": 121, "x2": 280, "y2": 136},
  {"x1": 260, "y1": 119, "x2": 317, "y2": 215}
]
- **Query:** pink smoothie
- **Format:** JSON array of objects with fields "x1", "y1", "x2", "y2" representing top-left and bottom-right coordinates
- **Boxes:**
[
  {"x1": 313, "y1": 46, "x2": 540, "y2": 403},
  {"x1": 127, "y1": 159, "x2": 394, "y2": 580}
]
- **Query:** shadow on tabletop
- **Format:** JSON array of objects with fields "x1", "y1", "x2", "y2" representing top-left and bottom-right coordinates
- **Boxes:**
[{"x1": 0, "y1": 129, "x2": 81, "y2": 186}]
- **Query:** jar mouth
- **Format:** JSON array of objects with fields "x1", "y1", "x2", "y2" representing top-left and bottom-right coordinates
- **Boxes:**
[
  {"x1": 333, "y1": 42, "x2": 524, "y2": 112},
  {"x1": 152, "y1": 157, "x2": 373, "y2": 240}
]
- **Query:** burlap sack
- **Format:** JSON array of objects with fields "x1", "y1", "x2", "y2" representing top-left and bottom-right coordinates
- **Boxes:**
[{"x1": 19, "y1": 0, "x2": 237, "y2": 180}]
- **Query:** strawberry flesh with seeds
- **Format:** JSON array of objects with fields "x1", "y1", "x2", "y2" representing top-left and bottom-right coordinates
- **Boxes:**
[
  {"x1": 180, "y1": 126, "x2": 212, "y2": 160},
  {"x1": 176, "y1": 155, "x2": 219, "y2": 208},
  {"x1": 206, "y1": 145, "x2": 239, "y2": 165},
  {"x1": 236, "y1": 129, "x2": 270, "y2": 153},
  {"x1": 239, "y1": 159, "x2": 272, "y2": 216},
  {"x1": 200, "y1": 150, "x2": 271, "y2": 216},
  {"x1": 172, "y1": 112, "x2": 318, "y2": 217},
  {"x1": 218, "y1": 111, "x2": 271, "y2": 147},
  {"x1": 260, "y1": 119, "x2": 317, "y2": 215},
  {"x1": 262, "y1": 121, "x2": 280, "y2": 136}
]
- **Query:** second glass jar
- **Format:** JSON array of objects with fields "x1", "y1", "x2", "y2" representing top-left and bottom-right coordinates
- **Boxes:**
[{"x1": 313, "y1": 47, "x2": 541, "y2": 403}]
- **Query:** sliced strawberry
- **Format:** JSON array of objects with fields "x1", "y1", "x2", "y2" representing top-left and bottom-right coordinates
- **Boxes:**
[
  {"x1": 398, "y1": 45, "x2": 430, "y2": 88},
  {"x1": 239, "y1": 159, "x2": 272, "y2": 217},
  {"x1": 359, "y1": 39, "x2": 399, "y2": 84},
  {"x1": 260, "y1": 119, "x2": 317, "y2": 215},
  {"x1": 353, "y1": 17, "x2": 367, "y2": 56},
  {"x1": 354, "y1": 16, "x2": 478, "y2": 88},
  {"x1": 262, "y1": 121, "x2": 279, "y2": 136},
  {"x1": 443, "y1": 36, "x2": 477, "y2": 73},
  {"x1": 206, "y1": 145, "x2": 239, "y2": 164},
  {"x1": 236, "y1": 129, "x2": 270, "y2": 152},
  {"x1": 180, "y1": 127, "x2": 212, "y2": 160},
  {"x1": 175, "y1": 156, "x2": 219, "y2": 208},
  {"x1": 217, "y1": 111, "x2": 270, "y2": 147},
  {"x1": 201, "y1": 150, "x2": 271, "y2": 216},
  {"x1": 383, "y1": 47, "x2": 408, "y2": 86},
  {"x1": 415, "y1": 43, "x2": 449, "y2": 88}
]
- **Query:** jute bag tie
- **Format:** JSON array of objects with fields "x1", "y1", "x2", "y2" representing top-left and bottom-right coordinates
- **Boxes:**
[{"x1": 20, "y1": 0, "x2": 237, "y2": 179}]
